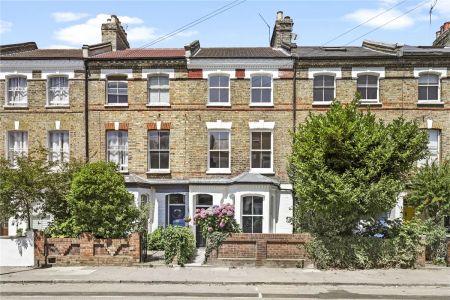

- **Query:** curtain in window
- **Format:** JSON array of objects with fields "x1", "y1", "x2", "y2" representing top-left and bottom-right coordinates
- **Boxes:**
[
  {"x1": 48, "y1": 77, "x2": 69, "y2": 105},
  {"x1": 107, "y1": 131, "x2": 128, "y2": 171},
  {"x1": 8, "y1": 131, "x2": 28, "y2": 165},
  {"x1": 7, "y1": 77, "x2": 27, "y2": 105},
  {"x1": 417, "y1": 129, "x2": 440, "y2": 167},
  {"x1": 149, "y1": 75, "x2": 169, "y2": 104},
  {"x1": 49, "y1": 131, "x2": 69, "y2": 163}
]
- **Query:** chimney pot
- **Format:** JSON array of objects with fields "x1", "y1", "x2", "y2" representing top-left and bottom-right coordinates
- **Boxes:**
[{"x1": 277, "y1": 11, "x2": 283, "y2": 20}]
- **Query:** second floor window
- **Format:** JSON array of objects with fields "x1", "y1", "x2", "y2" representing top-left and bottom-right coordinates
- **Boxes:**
[
  {"x1": 209, "y1": 75, "x2": 229, "y2": 104},
  {"x1": 208, "y1": 131, "x2": 230, "y2": 170},
  {"x1": 357, "y1": 75, "x2": 378, "y2": 102},
  {"x1": 313, "y1": 75, "x2": 335, "y2": 102},
  {"x1": 7, "y1": 77, "x2": 27, "y2": 106},
  {"x1": 149, "y1": 75, "x2": 169, "y2": 105},
  {"x1": 251, "y1": 75, "x2": 272, "y2": 104},
  {"x1": 418, "y1": 74, "x2": 439, "y2": 101},
  {"x1": 107, "y1": 131, "x2": 128, "y2": 172},
  {"x1": 107, "y1": 77, "x2": 128, "y2": 105},
  {"x1": 251, "y1": 131, "x2": 272, "y2": 170},
  {"x1": 418, "y1": 129, "x2": 440, "y2": 167},
  {"x1": 8, "y1": 131, "x2": 28, "y2": 166},
  {"x1": 49, "y1": 131, "x2": 69, "y2": 163},
  {"x1": 148, "y1": 130, "x2": 170, "y2": 171},
  {"x1": 48, "y1": 76, "x2": 69, "y2": 106}
]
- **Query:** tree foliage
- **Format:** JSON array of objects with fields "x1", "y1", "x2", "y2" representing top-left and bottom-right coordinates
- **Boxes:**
[{"x1": 289, "y1": 99, "x2": 428, "y2": 236}]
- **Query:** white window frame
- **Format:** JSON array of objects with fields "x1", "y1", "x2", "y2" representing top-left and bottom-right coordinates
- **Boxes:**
[
  {"x1": 5, "y1": 75, "x2": 28, "y2": 107},
  {"x1": 356, "y1": 73, "x2": 380, "y2": 104},
  {"x1": 241, "y1": 195, "x2": 264, "y2": 233},
  {"x1": 312, "y1": 73, "x2": 336, "y2": 104},
  {"x1": 46, "y1": 75, "x2": 70, "y2": 107},
  {"x1": 250, "y1": 73, "x2": 273, "y2": 106},
  {"x1": 250, "y1": 130, "x2": 274, "y2": 174},
  {"x1": 147, "y1": 130, "x2": 170, "y2": 174},
  {"x1": 208, "y1": 73, "x2": 231, "y2": 106},
  {"x1": 147, "y1": 74, "x2": 170, "y2": 106},
  {"x1": 166, "y1": 193, "x2": 186, "y2": 226},
  {"x1": 105, "y1": 75, "x2": 128, "y2": 107},
  {"x1": 106, "y1": 130, "x2": 128, "y2": 173},
  {"x1": 418, "y1": 129, "x2": 441, "y2": 167},
  {"x1": 417, "y1": 72, "x2": 441, "y2": 103},
  {"x1": 7, "y1": 131, "x2": 28, "y2": 167},
  {"x1": 48, "y1": 130, "x2": 70, "y2": 164},
  {"x1": 207, "y1": 130, "x2": 231, "y2": 174}
]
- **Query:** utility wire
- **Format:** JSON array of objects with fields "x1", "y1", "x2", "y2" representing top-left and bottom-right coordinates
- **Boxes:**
[{"x1": 344, "y1": 0, "x2": 430, "y2": 46}]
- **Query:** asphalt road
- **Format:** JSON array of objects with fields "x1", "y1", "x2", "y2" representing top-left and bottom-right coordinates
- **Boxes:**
[{"x1": 1, "y1": 283, "x2": 450, "y2": 299}]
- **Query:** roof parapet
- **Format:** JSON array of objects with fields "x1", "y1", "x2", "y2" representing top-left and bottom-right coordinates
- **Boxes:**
[
  {"x1": 0, "y1": 42, "x2": 38, "y2": 55},
  {"x1": 362, "y1": 40, "x2": 402, "y2": 56}
]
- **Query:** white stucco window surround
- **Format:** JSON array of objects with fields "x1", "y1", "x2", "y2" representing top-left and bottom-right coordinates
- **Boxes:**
[
  {"x1": 142, "y1": 68, "x2": 175, "y2": 79},
  {"x1": 249, "y1": 72, "x2": 274, "y2": 107},
  {"x1": 351, "y1": 67, "x2": 386, "y2": 79},
  {"x1": 206, "y1": 120, "x2": 232, "y2": 130},
  {"x1": 206, "y1": 120, "x2": 232, "y2": 174},
  {"x1": 100, "y1": 69, "x2": 133, "y2": 79},
  {"x1": 207, "y1": 72, "x2": 231, "y2": 106},
  {"x1": 249, "y1": 120, "x2": 275, "y2": 174},
  {"x1": 414, "y1": 68, "x2": 447, "y2": 104},
  {"x1": 143, "y1": 69, "x2": 173, "y2": 107}
]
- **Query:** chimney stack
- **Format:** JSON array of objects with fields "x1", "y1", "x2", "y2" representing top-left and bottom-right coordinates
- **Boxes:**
[
  {"x1": 433, "y1": 21, "x2": 450, "y2": 47},
  {"x1": 270, "y1": 11, "x2": 295, "y2": 50},
  {"x1": 101, "y1": 15, "x2": 130, "y2": 51}
]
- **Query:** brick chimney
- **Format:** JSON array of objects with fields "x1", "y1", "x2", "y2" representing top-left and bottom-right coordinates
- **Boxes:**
[
  {"x1": 270, "y1": 11, "x2": 295, "y2": 49},
  {"x1": 433, "y1": 21, "x2": 450, "y2": 47},
  {"x1": 101, "y1": 15, "x2": 130, "y2": 51}
]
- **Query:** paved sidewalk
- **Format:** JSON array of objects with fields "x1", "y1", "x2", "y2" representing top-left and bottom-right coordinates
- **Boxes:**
[{"x1": 1, "y1": 266, "x2": 449, "y2": 287}]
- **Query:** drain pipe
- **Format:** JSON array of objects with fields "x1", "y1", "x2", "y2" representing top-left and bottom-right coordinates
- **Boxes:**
[
  {"x1": 82, "y1": 45, "x2": 89, "y2": 162},
  {"x1": 292, "y1": 55, "x2": 298, "y2": 133}
]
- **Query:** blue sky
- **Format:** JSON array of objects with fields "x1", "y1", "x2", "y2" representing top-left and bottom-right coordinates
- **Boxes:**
[{"x1": 1, "y1": 0, "x2": 449, "y2": 49}]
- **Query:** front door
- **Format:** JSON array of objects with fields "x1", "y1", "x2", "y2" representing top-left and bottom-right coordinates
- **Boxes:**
[
  {"x1": 167, "y1": 194, "x2": 186, "y2": 226},
  {"x1": 195, "y1": 194, "x2": 213, "y2": 247}
]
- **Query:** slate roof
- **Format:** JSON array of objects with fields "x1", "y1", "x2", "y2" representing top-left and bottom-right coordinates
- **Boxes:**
[
  {"x1": 92, "y1": 49, "x2": 185, "y2": 59},
  {"x1": 294, "y1": 46, "x2": 395, "y2": 58},
  {"x1": 401, "y1": 45, "x2": 450, "y2": 56},
  {"x1": 0, "y1": 49, "x2": 83, "y2": 59},
  {"x1": 193, "y1": 47, "x2": 290, "y2": 58}
]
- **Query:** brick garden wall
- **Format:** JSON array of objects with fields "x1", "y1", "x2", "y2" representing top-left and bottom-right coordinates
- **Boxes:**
[
  {"x1": 34, "y1": 231, "x2": 142, "y2": 266},
  {"x1": 207, "y1": 233, "x2": 312, "y2": 267}
]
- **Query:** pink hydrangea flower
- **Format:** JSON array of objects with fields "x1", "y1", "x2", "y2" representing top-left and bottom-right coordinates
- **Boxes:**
[{"x1": 208, "y1": 227, "x2": 213, "y2": 233}]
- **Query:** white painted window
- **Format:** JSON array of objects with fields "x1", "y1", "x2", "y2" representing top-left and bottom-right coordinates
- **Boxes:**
[
  {"x1": 208, "y1": 131, "x2": 230, "y2": 171},
  {"x1": 251, "y1": 75, "x2": 272, "y2": 104},
  {"x1": 48, "y1": 76, "x2": 69, "y2": 106},
  {"x1": 106, "y1": 131, "x2": 128, "y2": 172},
  {"x1": 418, "y1": 129, "x2": 440, "y2": 167},
  {"x1": 209, "y1": 75, "x2": 230, "y2": 104},
  {"x1": 148, "y1": 75, "x2": 169, "y2": 105},
  {"x1": 242, "y1": 196, "x2": 263, "y2": 233},
  {"x1": 313, "y1": 75, "x2": 335, "y2": 102},
  {"x1": 418, "y1": 74, "x2": 439, "y2": 101},
  {"x1": 251, "y1": 131, "x2": 272, "y2": 171},
  {"x1": 7, "y1": 76, "x2": 27, "y2": 106},
  {"x1": 148, "y1": 130, "x2": 170, "y2": 171},
  {"x1": 107, "y1": 76, "x2": 128, "y2": 105},
  {"x1": 48, "y1": 131, "x2": 69, "y2": 163},
  {"x1": 357, "y1": 75, "x2": 378, "y2": 102},
  {"x1": 8, "y1": 131, "x2": 28, "y2": 166}
]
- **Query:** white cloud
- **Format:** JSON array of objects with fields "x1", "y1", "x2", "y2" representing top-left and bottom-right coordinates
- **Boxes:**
[
  {"x1": 54, "y1": 13, "x2": 197, "y2": 46},
  {"x1": 52, "y1": 12, "x2": 89, "y2": 22},
  {"x1": 345, "y1": 8, "x2": 414, "y2": 30},
  {"x1": 47, "y1": 44, "x2": 77, "y2": 49},
  {"x1": 434, "y1": 0, "x2": 450, "y2": 15},
  {"x1": 0, "y1": 20, "x2": 13, "y2": 34}
]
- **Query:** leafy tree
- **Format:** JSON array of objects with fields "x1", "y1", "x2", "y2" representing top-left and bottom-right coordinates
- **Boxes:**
[
  {"x1": 0, "y1": 149, "x2": 70, "y2": 229},
  {"x1": 288, "y1": 99, "x2": 428, "y2": 236},
  {"x1": 405, "y1": 160, "x2": 450, "y2": 225},
  {"x1": 49, "y1": 161, "x2": 139, "y2": 238}
]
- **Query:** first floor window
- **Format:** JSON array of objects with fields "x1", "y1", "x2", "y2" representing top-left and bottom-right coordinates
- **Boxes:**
[
  {"x1": 242, "y1": 196, "x2": 263, "y2": 233},
  {"x1": 148, "y1": 130, "x2": 170, "y2": 170},
  {"x1": 149, "y1": 75, "x2": 169, "y2": 105},
  {"x1": 209, "y1": 75, "x2": 230, "y2": 103},
  {"x1": 357, "y1": 75, "x2": 378, "y2": 101},
  {"x1": 106, "y1": 131, "x2": 128, "y2": 172},
  {"x1": 107, "y1": 77, "x2": 128, "y2": 104},
  {"x1": 251, "y1": 131, "x2": 272, "y2": 170},
  {"x1": 48, "y1": 131, "x2": 69, "y2": 163},
  {"x1": 48, "y1": 76, "x2": 69, "y2": 105},
  {"x1": 418, "y1": 74, "x2": 439, "y2": 101},
  {"x1": 313, "y1": 75, "x2": 335, "y2": 102},
  {"x1": 8, "y1": 131, "x2": 28, "y2": 166},
  {"x1": 251, "y1": 75, "x2": 272, "y2": 103},
  {"x1": 418, "y1": 129, "x2": 440, "y2": 167},
  {"x1": 208, "y1": 131, "x2": 230, "y2": 170},
  {"x1": 7, "y1": 76, "x2": 27, "y2": 106}
]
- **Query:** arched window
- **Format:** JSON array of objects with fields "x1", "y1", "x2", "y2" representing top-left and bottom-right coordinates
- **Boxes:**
[
  {"x1": 7, "y1": 76, "x2": 27, "y2": 106},
  {"x1": 313, "y1": 75, "x2": 334, "y2": 102},
  {"x1": 242, "y1": 196, "x2": 263, "y2": 233},
  {"x1": 357, "y1": 74, "x2": 378, "y2": 102},
  {"x1": 418, "y1": 74, "x2": 439, "y2": 101},
  {"x1": 48, "y1": 76, "x2": 69, "y2": 106},
  {"x1": 141, "y1": 194, "x2": 149, "y2": 207},
  {"x1": 209, "y1": 75, "x2": 230, "y2": 104},
  {"x1": 148, "y1": 74, "x2": 169, "y2": 105}
]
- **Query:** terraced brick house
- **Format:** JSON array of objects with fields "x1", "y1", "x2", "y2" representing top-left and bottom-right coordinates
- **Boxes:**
[{"x1": 1, "y1": 13, "x2": 449, "y2": 241}]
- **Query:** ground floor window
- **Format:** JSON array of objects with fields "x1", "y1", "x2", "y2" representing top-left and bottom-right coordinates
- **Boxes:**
[{"x1": 242, "y1": 196, "x2": 263, "y2": 233}]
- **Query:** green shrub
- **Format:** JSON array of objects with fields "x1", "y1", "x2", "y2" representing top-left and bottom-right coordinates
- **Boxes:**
[
  {"x1": 163, "y1": 225, "x2": 195, "y2": 266},
  {"x1": 204, "y1": 231, "x2": 230, "y2": 263},
  {"x1": 147, "y1": 227, "x2": 165, "y2": 251}
]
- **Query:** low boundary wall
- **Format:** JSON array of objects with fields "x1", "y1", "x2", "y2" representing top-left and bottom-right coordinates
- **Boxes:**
[{"x1": 207, "y1": 233, "x2": 312, "y2": 267}]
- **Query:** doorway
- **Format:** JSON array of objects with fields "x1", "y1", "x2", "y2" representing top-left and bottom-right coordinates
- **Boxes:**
[
  {"x1": 166, "y1": 194, "x2": 186, "y2": 226},
  {"x1": 195, "y1": 194, "x2": 213, "y2": 247}
]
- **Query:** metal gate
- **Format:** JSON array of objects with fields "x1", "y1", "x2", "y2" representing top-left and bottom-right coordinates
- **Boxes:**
[{"x1": 140, "y1": 232, "x2": 147, "y2": 262}]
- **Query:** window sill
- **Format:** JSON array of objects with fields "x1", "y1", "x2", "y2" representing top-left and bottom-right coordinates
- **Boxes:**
[
  {"x1": 147, "y1": 169, "x2": 171, "y2": 174},
  {"x1": 206, "y1": 169, "x2": 231, "y2": 175},
  {"x1": 3, "y1": 105, "x2": 28, "y2": 109},
  {"x1": 312, "y1": 101, "x2": 333, "y2": 106},
  {"x1": 146, "y1": 103, "x2": 171, "y2": 107},
  {"x1": 359, "y1": 101, "x2": 382, "y2": 107},
  {"x1": 207, "y1": 103, "x2": 231, "y2": 107},
  {"x1": 249, "y1": 169, "x2": 274, "y2": 175},
  {"x1": 417, "y1": 101, "x2": 444, "y2": 106},
  {"x1": 104, "y1": 104, "x2": 129, "y2": 108},
  {"x1": 45, "y1": 105, "x2": 70, "y2": 109},
  {"x1": 249, "y1": 103, "x2": 274, "y2": 107}
]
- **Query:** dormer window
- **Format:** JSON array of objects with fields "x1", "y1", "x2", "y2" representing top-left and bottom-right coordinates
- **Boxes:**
[
  {"x1": 418, "y1": 74, "x2": 439, "y2": 102},
  {"x1": 48, "y1": 76, "x2": 69, "y2": 106},
  {"x1": 251, "y1": 75, "x2": 272, "y2": 104},
  {"x1": 7, "y1": 76, "x2": 27, "y2": 107},
  {"x1": 148, "y1": 75, "x2": 169, "y2": 106},
  {"x1": 107, "y1": 76, "x2": 128, "y2": 105},
  {"x1": 208, "y1": 75, "x2": 230, "y2": 105},
  {"x1": 357, "y1": 74, "x2": 378, "y2": 102}
]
